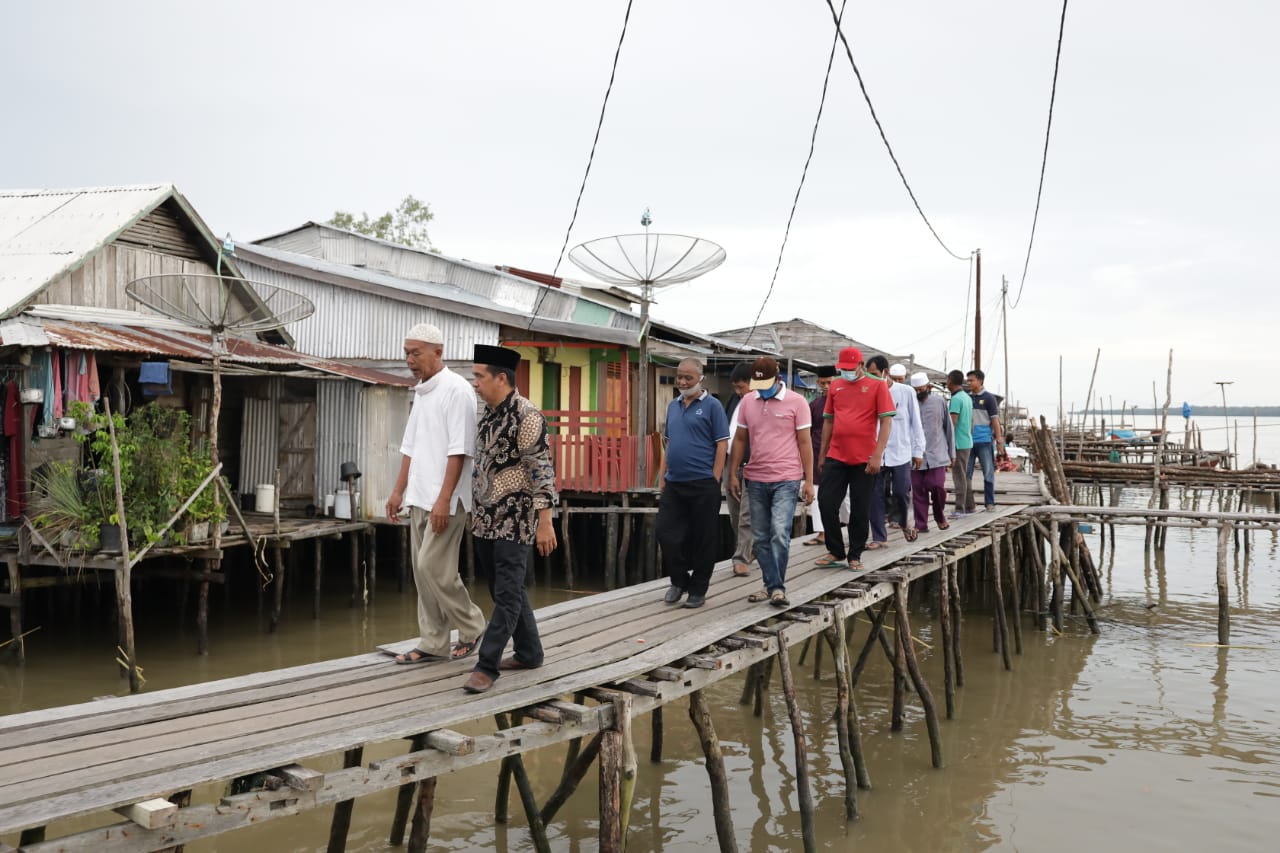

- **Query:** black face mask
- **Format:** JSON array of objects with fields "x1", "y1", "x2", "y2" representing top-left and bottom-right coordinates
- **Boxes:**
[{"x1": 917, "y1": 390, "x2": 930, "y2": 402}]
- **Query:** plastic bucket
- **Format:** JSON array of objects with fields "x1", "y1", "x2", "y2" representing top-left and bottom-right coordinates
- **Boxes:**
[{"x1": 254, "y1": 485, "x2": 276, "y2": 513}]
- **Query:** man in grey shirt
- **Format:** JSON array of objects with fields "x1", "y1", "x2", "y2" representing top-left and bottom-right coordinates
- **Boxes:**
[{"x1": 909, "y1": 372, "x2": 955, "y2": 532}]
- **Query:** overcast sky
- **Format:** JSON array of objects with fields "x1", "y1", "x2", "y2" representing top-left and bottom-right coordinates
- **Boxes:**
[{"x1": 5, "y1": 1, "x2": 1276, "y2": 428}]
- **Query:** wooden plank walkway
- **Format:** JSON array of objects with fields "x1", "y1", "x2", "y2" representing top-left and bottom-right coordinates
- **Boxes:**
[{"x1": 0, "y1": 474, "x2": 1045, "y2": 845}]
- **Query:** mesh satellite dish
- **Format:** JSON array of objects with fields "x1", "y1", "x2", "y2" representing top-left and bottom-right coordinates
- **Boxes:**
[
  {"x1": 568, "y1": 211, "x2": 726, "y2": 487},
  {"x1": 127, "y1": 239, "x2": 316, "y2": 543}
]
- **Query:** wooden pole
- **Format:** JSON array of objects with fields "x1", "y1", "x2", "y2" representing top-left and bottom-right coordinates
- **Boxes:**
[
  {"x1": 313, "y1": 538, "x2": 323, "y2": 619},
  {"x1": 937, "y1": 556, "x2": 956, "y2": 718},
  {"x1": 688, "y1": 689, "x2": 738, "y2": 853},
  {"x1": 823, "y1": 623, "x2": 859, "y2": 819},
  {"x1": 495, "y1": 712, "x2": 552, "y2": 852},
  {"x1": 389, "y1": 734, "x2": 427, "y2": 846},
  {"x1": 851, "y1": 599, "x2": 892, "y2": 687},
  {"x1": 103, "y1": 399, "x2": 140, "y2": 694},
  {"x1": 1006, "y1": 530, "x2": 1024, "y2": 654},
  {"x1": 326, "y1": 746, "x2": 364, "y2": 853},
  {"x1": 541, "y1": 732, "x2": 603, "y2": 825},
  {"x1": 348, "y1": 530, "x2": 360, "y2": 607},
  {"x1": 948, "y1": 562, "x2": 965, "y2": 687},
  {"x1": 405, "y1": 777, "x2": 438, "y2": 853},
  {"x1": 890, "y1": 610, "x2": 906, "y2": 731},
  {"x1": 605, "y1": 512, "x2": 619, "y2": 591},
  {"x1": 1050, "y1": 519, "x2": 1063, "y2": 632},
  {"x1": 599, "y1": 717, "x2": 623, "y2": 852},
  {"x1": 560, "y1": 502, "x2": 574, "y2": 590},
  {"x1": 1077, "y1": 348, "x2": 1101, "y2": 458},
  {"x1": 1217, "y1": 522, "x2": 1231, "y2": 644},
  {"x1": 650, "y1": 705, "x2": 664, "y2": 763},
  {"x1": 754, "y1": 654, "x2": 773, "y2": 718},
  {"x1": 269, "y1": 545, "x2": 287, "y2": 632},
  {"x1": 610, "y1": 693, "x2": 638, "y2": 850},
  {"x1": 5, "y1": 557, "x2": 23, "y2": 665},
  {"x1": 991, "y1": 530, "x2": 1012, "y2": 670},
  {"x1": 895, "y1": 581, "x2": 944, "y2": 769},
  {"x1": 775, "y1": 632, "x2": 817, "y2": 853}
]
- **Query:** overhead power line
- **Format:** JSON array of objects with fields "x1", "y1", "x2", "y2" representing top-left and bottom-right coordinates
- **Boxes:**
[
  {"x1": 527, "y1": 0, "x2": 636, "y2": 331},
  {"x1": 1011, "y1": 0, "x2": 1070, "y2": 310},
  {"x1": 822, "y1": 0, "x2": 968, "y2": 262},
  {"x1": 742, "y1": 0, "x2": 848, "y2": 347}
]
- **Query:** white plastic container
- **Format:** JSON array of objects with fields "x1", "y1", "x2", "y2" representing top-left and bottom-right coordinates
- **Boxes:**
[
  {"x1": 254, "y1": 484, "x2": 276, "y2": 513},
  {"x1": 334, "y1": 491, "x2": 352, "y2": 519},
  {"x1": 324, "y1": 493, "x2": 335, "y2": 515}
]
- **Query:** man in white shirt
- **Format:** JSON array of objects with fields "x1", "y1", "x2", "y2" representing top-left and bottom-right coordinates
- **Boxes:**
[
  {"x1": 867, "y1": 359, "x2": 926, "y2": 544},
  {"x1": 385, "y1": 323, "x2": 487, "y2": 664}
]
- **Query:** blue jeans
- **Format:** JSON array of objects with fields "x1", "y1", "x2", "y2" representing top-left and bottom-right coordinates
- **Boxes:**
[
  {"x1": 967, "y1": 441, "x2": 996, "y2": 506},
  {"x1": 869, "y1": 462, "x2": 912, "y2": 542},
  {"x1": 746, "y1": 479, "x2": 801, "y2": 594}
]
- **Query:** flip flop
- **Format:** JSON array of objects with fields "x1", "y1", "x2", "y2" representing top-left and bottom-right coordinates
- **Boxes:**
[
  {"x1": 770, "y1": 590, "x2": 790, "y2": 607},
  {"x1": 450, "y1": 639, "x2": 479, "y2": 660},
  {"x1": 848, "y1": 560, "x2": 865, "y2": 571},
  {"x1": 865, "y1": 542, "x2": 887, "y2": 550},
  {"x1": 394, "y1": 648, "x2": 446, "y2": 665},
  {"x1": 803, "y1": 537, "x2": 824, "y2": 546},
  {"x1": 748, "y1": 589, "x2": 772, "y2": 603},
  {"x1": 903, "y1": 528, "x2": 918, "y2": 542},
  {"x1": 939, "y1": 522, "x2": 950, "y2": 531},
  {"x1": 814, "y1": 554, "x2": 848, "y2": 569}
]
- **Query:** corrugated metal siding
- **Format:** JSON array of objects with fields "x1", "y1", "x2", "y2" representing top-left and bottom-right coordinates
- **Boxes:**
[
  {"x1": 358, "y1": 385, "x2": 412, "y2": 520},
  {"x1": 237, "y1": 258, "x2": 498, "y2": 362},
  {"x1": 315, "y1": 381, "x2": 362, "y2": 505},
  {"x1": 239, "y1": 378, "x2": 281, "y2": 495}
]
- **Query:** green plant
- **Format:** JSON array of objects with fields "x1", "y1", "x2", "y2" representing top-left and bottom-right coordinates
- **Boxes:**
[{"x1": 29, "y1": 460, "x2": 94, "y2": 550}]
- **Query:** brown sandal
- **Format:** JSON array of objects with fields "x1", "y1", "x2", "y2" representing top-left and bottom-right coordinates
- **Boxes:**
[
  {"x1": 903, "y1": 528, "x2": 918, "y2": 542},
  {"x1": 747, "y1": 589, "x2": 771, "y2": 603},
  {"x1": 733, "y1": 563, "x2": 751, "y2": 577}
]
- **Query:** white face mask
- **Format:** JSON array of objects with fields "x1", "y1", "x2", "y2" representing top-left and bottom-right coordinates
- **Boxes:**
[
  {"x1": 839, "y1": 369, "x2": 858, "y2": 381},
  {"x1": 679, "y1": 382, "x2": 703, "y2": 399}
]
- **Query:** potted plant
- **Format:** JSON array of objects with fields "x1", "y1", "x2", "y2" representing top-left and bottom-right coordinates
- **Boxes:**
[{"x1": 29, "y1": 460, "x2": 96, "y2": 551}]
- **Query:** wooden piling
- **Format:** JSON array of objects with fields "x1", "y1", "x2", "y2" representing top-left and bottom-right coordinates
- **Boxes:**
[
  {"x1": 560, "y1": 502, "x2": 574, "y2": 590},
  {"x1": 1050, "y1": 519, "x2": 1064, "y2": 632},
  {"x1": 851, "y1": 599, "x2": 891, "y2": 688},
  {"x1": 937, "y1": 557, "x2": 956, "y2": 719},
  {"x1": 890, "y1": 612, "x2": 906, "y2": 732},
  {"x1": 739, "y1": 661, "x2": 761, "y2": 707},
  {"x1": 754, "y1": 654, "x2": 773, "y2": 718},
  {"x1": 599, "y1": 719, "x2": 622, "y2": 852},
  {"x1": 269, "y1": 545, "x2": 286, "y2": 633},
  {"x1": 949, "y1": 561, "x2": 965, "y2": 687},
  {"x1": 991, "y1": 531, "x2": 1012, "y2": 670},
  {"x1": 1217, "y1": 522, "x2": 1231, "y2": 644},
  {"x1": 775, "y1": 633, "x2": 817, "y2": 853},
  {"x1": 348, "y1": 531, "x2": 360, "y2": 607},
  {"x1": 541, "y1": 732, "x2": 603, "y2": 825},
  {"x1": 313, "y1": 539, "x2": 323, "y2": 619},
  {"x1": 495, "y1": 712, "x2": 552, "y2": 852},
  {"x1": 688, "y1": 688, "x2": 739, "y2": 853},
  {"x1": 605, "y1": 512, "x2": 619, "y2": 591},
  {"x1": 823, "y1": 623, "x2": 858, "y2": 819},
  {"x1": 367, "y1": 528, "x2": 377, "y2": 601},
  {"x1": 1005, "y1": 531, "x2": 1024, "y2": 655},
  {"x1": 895, "y1": 581, "x2": 944, "y2": 769},
  {"x1": 650, "y1": 705, "x2": 664, "y2": 763},
  {"x1": 389, "y1": 734, "x2": 427, "y2": 846},
  {"x1": 609, "y1": 692, "x2": 638, "y2": 849},
  {"x1": 405, "y1": 776, "x2": 437, "y2": 853},
  {"x1": 326, "y1": 746, "x2": 364, "y2": 853},
  {"x1": 5, "y1": 557, "x2": 23, "y2": 664}
]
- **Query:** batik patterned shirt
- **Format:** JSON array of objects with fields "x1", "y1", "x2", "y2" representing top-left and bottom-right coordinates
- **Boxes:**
[{"x1": 471, "y1": 391, "x2": 558, "y2": 543}]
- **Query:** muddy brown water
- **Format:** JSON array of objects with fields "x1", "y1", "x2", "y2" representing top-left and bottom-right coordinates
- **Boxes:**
[{"x1": 3, "y1": 504, "x2": 1278, "y2": 851}]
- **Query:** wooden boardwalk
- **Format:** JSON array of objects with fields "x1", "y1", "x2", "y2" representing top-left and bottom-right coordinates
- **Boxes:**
[{"x1": 1, "y1": 475, "x2": 1047, "y2": 851}]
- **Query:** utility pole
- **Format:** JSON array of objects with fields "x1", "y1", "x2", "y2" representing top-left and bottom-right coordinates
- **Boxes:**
[
  {"x1": 973, "y1": 249, "x2": 982, "y2": 371},
  {"x1": 1001, "y1": 274, "x2": 1010, "y2": 420}
]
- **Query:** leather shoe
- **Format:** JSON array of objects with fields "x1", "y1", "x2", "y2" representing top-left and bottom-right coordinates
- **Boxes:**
[
  {"x1": 498, "y1": 655, "x2": 539, "y2": 671},
  {"x1": 462, "y1": 670, "x2": 495, "y2": 694},
  {"x1": 682, "y1": 592, "x2": 706, "y2": 609},
  {"x1": 663, "y1": 585, "x2": 685, "y2": 604}
]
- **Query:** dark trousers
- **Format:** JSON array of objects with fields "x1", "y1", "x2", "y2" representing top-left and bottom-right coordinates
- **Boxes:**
[
  {"x1": 869, "y1": 462, "x2": 912, "y2": 542},
  {"x1": 656, "y1": 477, "x2": 721, "y2": 596},
  {"x1": 474, "y1": 537, "x2": 543, "y2": 679},
  {"x1": 819, "y1": 459, "x2": 876, "y2": 562},
  {"x1": 911, "y1": 465, "x2": 949, "y2": 530}
]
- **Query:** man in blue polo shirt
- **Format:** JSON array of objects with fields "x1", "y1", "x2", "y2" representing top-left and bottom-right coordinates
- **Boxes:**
[{"x1": 656, "y1": 357, "x2": 730, "y2": 608}]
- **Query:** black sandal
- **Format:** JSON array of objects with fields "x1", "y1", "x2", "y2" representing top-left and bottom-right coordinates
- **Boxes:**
[
  {"x1": 395, "y1": 648, "x2": 446, "y2": 665},
  {"x1": 451, "y1": 639, "x2": 479, "y2": 660}
]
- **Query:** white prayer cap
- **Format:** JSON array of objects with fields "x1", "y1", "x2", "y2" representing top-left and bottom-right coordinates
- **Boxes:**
[
  {"x1": 910, "y1": 372, "x2": 930, "y2": 388},
  {"x1": 405, "y1": 323, "x2": 444, "y2": 344},
  {"x1": 888, "y1": 363, "x2": 908, "y2": 378}
]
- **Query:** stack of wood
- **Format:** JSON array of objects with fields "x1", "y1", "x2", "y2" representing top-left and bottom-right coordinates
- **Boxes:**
[{"x1": 1061, "y1": 461, "x2": 1280, "y2": 490}]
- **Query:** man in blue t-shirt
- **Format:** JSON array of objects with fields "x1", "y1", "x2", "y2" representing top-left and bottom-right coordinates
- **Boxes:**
[
  {"x1": 965, "y1": 369, "x2": 1005, "y2": 510},
  {"x1": 656, "y1": 357, "x2": 730, "y2": 608}
]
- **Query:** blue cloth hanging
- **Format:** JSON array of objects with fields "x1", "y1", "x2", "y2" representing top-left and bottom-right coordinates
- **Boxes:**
[{"x1": 139, "y1": 361, "x2": 172, "y2": 397}]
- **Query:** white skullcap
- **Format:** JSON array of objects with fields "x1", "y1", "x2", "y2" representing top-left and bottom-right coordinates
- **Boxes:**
[
  {"x1": 405, "y1": 323, "x2": 444, "y2": 344},
  {"x1": 888, "y1": 363, "x2": 908, "y2": 377},
  {"x1": 910, "y1": 372, "x2": 930, "y2": 388}
]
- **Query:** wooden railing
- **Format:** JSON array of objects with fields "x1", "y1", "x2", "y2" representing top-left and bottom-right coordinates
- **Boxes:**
[{"x1": 549, "y1": 433, "x2": 660, "y2": 493}]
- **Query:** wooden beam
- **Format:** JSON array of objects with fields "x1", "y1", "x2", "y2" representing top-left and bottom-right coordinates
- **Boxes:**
[{"x1": 113, "y1": 798, "x2": 177, "y2": 829}]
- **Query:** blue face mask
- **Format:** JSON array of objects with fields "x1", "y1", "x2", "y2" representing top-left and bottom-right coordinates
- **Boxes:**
[
  {"x1": 839, "y1": 369, "x2": 858, "y2": 382},
  {"x1": 758, "y1": 382, "x2": 781, "y2": 400}
]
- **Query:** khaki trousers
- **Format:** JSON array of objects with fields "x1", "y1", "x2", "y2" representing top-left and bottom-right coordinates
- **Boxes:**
[{"x1": 409, "y1": 506, "x2": 487, "y2": 656}]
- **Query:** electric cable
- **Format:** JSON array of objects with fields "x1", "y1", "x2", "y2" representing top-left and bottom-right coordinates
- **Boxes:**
[
  {"x1": 741, "y1": 0, "x2": 848, "y2": 348},
  {"x1": 822, "y1": 0, "x2": 968, "y2": 262},
  {"x1": 526, "y1": 0, "x2": 635, "y2": 332},
  {"x1": 1011, "y1": 0, "x2": 1069, "y2": 309}
]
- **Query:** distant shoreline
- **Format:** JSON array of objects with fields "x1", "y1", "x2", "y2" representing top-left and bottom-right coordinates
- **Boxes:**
[{"x1": 1082, "y1": 407, "x2": 1280, "y2": 417}]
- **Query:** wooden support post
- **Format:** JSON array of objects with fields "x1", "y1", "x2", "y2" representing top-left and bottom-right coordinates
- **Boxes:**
[
  {"x1": 196, "y1": 560, "x2": 211, "y2": 656},
  {"x1": 895, "y1": 580, "x2": 944, "y2": 768},
  {"x1": 738, "y1": 661, "x2": 761, "y2": 706},
  {"x1": 18, "y1": 827, "x2": 45, "y2": 846},
  {"x1": 348, "y1": 530, "x2": 360, "y2": 607},
  {"x1": 650, "y1": 705, "x2": 664, "y2": 763},
  {"x1": 991, "y1": 531, "x2": 1012, "y2": 670},
  {"x1": 1024, "y1": 525, "x2": 1047, "y2": 631},
  {"x1": 495, "y1": 712, "x2": 552, "y2": 852},
  {"x1": 326, "y1": 746, "x2": 364, "y2": 853},
  {"x1": 949, "y1": 561, "x2": 965, "y2": 687},
  {"x1": 605, "y1": 512, "x2": 619, "y2": 591},
  {"x1": 610, "y1": 692, "x2": 638, "y2": 849},
  {"x1": 754, "y1": 654, "x2": 773, "y2": 718},
  {"x1": 560, "y1": 502, "x2": 574, "y2": 590},
  {"x1": 798, "y1": 635, "x2": 812, "y2": 666},
  {"x1": 1050, "y1": 519, "x2": 1064, "y2": 633},
  {"x1": 1005, "y1": 531, "x2": 1024, "y2": 655},
  {"x1": 937, "y1": 557, "x2": 956, "y2": 719},
  {"x1": 389, "y1": 734, "x2": 427, "y2": 846},
  {"x1": 889, "y1": 613, "x2": 906, "y2": 732},
  {"x1": 599, "y1": 718, "x2": 623, "y2": 852},
  {"x1": 776, "y1": 631, "x2": 817, "y2": 853},
  {"x1": 157, "y1": 789, "x2": 192, "y2": 853},
  {"x1": 269, "y1": 545, "x2": 286, "y2": 633},
  {"x1": 811, "y1": 632, "x2": 824, "y2": 680},
  {"x1": 850, "y1": 599, "x2": 891, "y2": 688},
  {"x1": 1217, "y1": 522, "x2": 1231, "y2": 645},
  {"x1": 823, "y1": 624, "x2": 859, "y2": 819},
  {"x1": 405, "y1": 776, "x2": 437, "y2": 853},
  {"x1": 541, "y1": 732, "x2": 603, "y2": 825},
  {"x1": 313, "y1": 538, "x2": 323, "y2": 619},
  {"x1": 5, "y1": 557, "x2": 24, "y2": 664},
  {"x1": 688, "y1": 688, "x2": 739, "y2": 853}
]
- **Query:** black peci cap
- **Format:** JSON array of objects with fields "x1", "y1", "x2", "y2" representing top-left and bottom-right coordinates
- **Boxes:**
[{"x1": 474, "y1": 344, "x2": 521, "y2": 371}]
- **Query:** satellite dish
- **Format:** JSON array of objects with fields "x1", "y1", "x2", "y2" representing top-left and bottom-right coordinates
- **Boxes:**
[
  {"x1": 568, "y1": 233, "x2": 725, "y2": 289},
  {"x1": 126, "y1": 273, "x2": 315, "y2": 334}
]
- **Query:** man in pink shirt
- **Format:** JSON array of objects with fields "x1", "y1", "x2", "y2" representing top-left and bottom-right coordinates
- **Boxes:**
[{"x1": 728, "y1": 356, "x2": 814, "y2": 607}]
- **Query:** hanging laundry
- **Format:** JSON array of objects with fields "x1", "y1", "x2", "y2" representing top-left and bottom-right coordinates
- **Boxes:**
[
  {"x1": 86, "y1": 351, "x2": 100, "y2": 402},
  {"x1": 26, "y1": 349, "x2": 54, "y2": 428},
  {"x1": 51, "y1": 349, "x2": 63, "y2": 420},
  {"x1": 139, "y1": 361, "x2": 173, "y2": 397},
  {"x1": 5, "y1": 381, "x2": 22, "y2": 518}
]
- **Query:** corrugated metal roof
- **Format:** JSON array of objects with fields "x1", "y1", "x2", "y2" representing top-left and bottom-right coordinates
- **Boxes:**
[{"x1": 0, "y1": 308, "x2": 411, "y2": 386}]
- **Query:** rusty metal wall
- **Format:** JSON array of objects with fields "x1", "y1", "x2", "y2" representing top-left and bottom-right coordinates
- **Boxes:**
[{"x1": 238, "y1": 377, "x2": 281, "y2": 498}]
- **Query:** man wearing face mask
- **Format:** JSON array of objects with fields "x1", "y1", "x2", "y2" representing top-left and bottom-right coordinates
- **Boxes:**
[
  {"x1": 728, "y1": 356, "x2": 814, "y2": 607},
  {"x1": 909, "y1": 372, "x2": 954, "y2": 533},
  {"x1": 815, "y1": 346, "x2": 895, "y2": 571},
  {"x1": 656, "y1": 357, "x2": 730, "y2": 608}
]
